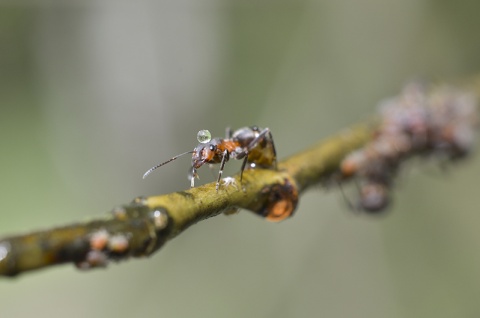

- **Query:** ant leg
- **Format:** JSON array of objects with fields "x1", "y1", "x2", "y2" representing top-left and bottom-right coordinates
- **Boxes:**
[
  {"x1": 190, "y1": 168, "x2": 197, "y2": 188},
  {"x1": 337, "y1": 179, "x2": 359, "y2": 213},
  {"x1": 235, "y1": 128, "x2": 277, "y2": 169},
  {"x1": 216, "y1": 150, "x2": 229, "y2": 192},
  {"x1": 267, "y1": 130, "x2": 278, "y2": 170},
  {"x1": 225, "y1": 127, "x2": 233, "y2": 139},
  {"x1": 235, "y1": 128, "x2": 271, "y2": 159},
  {"x1": 234, "y1": 128, "x2": 276, "y2": 191},
  {"x1": 239, "y1": 155, "x2": 249, "y2": 182},
  {"x1": 239, "y1": 156, "x2": 248, "y2": 192},
  {"x1": 246, "y1": 128, "x2": 270, "y2": 149}
]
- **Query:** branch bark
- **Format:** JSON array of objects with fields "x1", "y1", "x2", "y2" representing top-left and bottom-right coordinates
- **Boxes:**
[
  {"x1": 2, "y1": 75, "x2": 479, "y2": 278},
  {"x1": 0, "y1": 122, "x2": 375, "y2": 278}
]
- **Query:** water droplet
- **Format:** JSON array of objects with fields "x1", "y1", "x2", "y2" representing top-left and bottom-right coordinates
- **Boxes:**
[
  {"x1": 151, "y1": 209, "x2": 169, "y2": 230},
  {"x1": 223, "y1": 207, "x2": 239, "y2": 216},
  {"x1": 197, "y1": 130, "x2": 212, "y2": 143},
  {"x1": 0, "y1": 242, "x2": 11, "y2": 262},
  {"x1": 111, "y1": 206, "x2": 127, "y2": 220},
  {"x1": 132, "y1": 196, "x2": 148, "y2": 205}
]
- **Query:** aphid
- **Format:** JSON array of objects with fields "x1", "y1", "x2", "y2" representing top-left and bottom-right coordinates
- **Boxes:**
[
  {"x1": 337, "y1": 179, "x2": 391, "y2": 214},
  {"x1": 143, "y1": 126, "x2": 277, "y2": 191},
  {"x1": 107, "y1": 234, "x2": 130, "y2": 254},
  {"x1": 89, "y1": 229, "x2": 109, "y2": 251},
  {"x1": 357, "y1": 181, "x2": 391, "y2": 213},
  {"x1": 338, "y1": 81, "x2": 477, "y2": 215}
]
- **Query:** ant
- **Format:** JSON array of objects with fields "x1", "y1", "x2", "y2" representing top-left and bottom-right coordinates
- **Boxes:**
[{"x1": 143, "y1": 126, "x2": 277, "y2": 191}]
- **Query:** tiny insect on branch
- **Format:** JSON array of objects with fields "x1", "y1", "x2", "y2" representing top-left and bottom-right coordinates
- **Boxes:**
[
  {"x1": 143, "y1": 126, "x2": 278, "y2": 192},
  {"x1": 339, "y1": 82, "x2": 478, "y2": 212}
]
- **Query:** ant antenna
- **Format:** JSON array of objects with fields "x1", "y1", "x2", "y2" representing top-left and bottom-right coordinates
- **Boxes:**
[{"x1": 143, "y1": 150, "x2": 194, "y2": 179}]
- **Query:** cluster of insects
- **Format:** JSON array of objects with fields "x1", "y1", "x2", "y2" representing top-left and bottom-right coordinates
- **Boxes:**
[
  {"x1": 75, "y1": 229, "x2": 130, "y2": 269},
  {"x1": 340, "y1": 82, "x2": 478, "y2": 213},
  {"x1": 143, "y1": 126, "x2": 277, "y2": 191}
]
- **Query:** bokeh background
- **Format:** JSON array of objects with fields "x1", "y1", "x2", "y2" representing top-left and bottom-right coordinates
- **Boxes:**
[{"x1": 2, "y1": 1, "x2": 480, "y2": 317}]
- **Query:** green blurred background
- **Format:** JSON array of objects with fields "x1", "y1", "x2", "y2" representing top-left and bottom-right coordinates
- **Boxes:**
[{"x1": 1, "y1": 1, "x2": 480, "y2": 317}]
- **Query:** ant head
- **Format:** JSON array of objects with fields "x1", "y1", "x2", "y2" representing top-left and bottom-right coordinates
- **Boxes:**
[
  {"x1": 191, "y1": 129, "x2": 217, "y2": 169},
  {"x1": 192, "y1": 140, "x2": 219, "y2": 169}
]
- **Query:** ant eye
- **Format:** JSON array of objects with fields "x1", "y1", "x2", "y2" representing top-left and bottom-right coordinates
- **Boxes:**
[{"x1": 209, "y1": 145, "x2": 216, "y2": 151}]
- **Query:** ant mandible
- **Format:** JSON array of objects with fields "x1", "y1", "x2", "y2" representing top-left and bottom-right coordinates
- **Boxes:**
[{"x1": 143, "y1": 126, "x2": 277, "y2": 191}]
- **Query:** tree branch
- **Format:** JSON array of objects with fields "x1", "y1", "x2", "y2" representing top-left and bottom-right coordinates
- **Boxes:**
[
  {"x1": 0, "y1": 122, "x2": 375, "y2": 278},
  {"x1": 2, "y1": 77, "x2": 478, "y2": 278}
]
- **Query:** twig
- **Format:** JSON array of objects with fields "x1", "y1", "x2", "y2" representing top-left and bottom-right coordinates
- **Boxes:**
[
  {"x1": 0, "y1": 122, "x2": 375, "y2": 278},
  {"x1": 2, "y1": 76, "x2": 479, "y2": 278}
]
